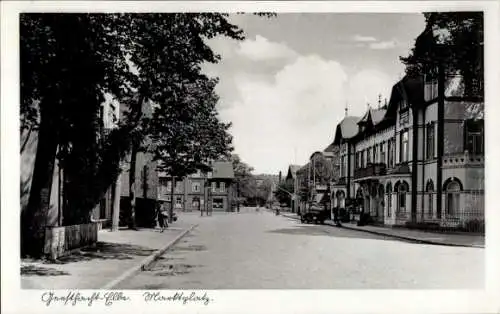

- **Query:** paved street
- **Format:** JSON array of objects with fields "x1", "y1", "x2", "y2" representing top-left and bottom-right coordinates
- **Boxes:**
[{"x1": 116, "y1": 208, "x2": 484, "y2": 289}]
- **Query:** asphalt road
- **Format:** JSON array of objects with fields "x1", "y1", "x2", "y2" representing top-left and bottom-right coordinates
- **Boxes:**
[{"x1": 115, "y1": 208, "x2": 484, "y2": 289}]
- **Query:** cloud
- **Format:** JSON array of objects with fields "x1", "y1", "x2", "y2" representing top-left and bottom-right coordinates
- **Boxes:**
[
  {"x1": 236, "y1": 35, "x2": 298, "y2": 61},
  {"x1": 206, "y1": 36, "x2": 397, "y2": 174},
  {"x1": 369, "y1": 40, "x2": 397, "y2": 50},
  {"x1": 346, "y1": 69, "x2": 394, "y2": 115},
  {"x1": 352, "y1": 35, "x2": 377, "y2": 42}
]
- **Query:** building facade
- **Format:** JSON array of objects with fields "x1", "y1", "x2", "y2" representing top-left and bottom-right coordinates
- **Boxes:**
[
  {"x1": 157, "y1": 161, "x2": 237, "y2": 212},
  {"x1": 330, "y1": 73, "x2": 484, "y2": 231}
]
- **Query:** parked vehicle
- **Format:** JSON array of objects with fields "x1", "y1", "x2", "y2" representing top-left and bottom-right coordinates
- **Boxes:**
[{"x1": 300, "y1": 204, "x2": 329, "y2": 224}]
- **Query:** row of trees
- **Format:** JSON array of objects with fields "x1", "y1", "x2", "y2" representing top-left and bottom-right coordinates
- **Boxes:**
[
  {"x1": 20, "y1": 13, "x2": 272, "y2": 257},
  {"x1": 230, "y1": 154, "x2": 275, "y2": 207}
]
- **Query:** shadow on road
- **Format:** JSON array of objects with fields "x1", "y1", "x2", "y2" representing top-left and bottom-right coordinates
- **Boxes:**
[
  {"x1": 268, "y1": 225, "x2": 414, "y2": 244},
  {"x1": 21, "y1": 265, "x2": 70, "y2": 276},
  {"x1": 43, "y1": 242, "x2": 156, "y2": 264}
]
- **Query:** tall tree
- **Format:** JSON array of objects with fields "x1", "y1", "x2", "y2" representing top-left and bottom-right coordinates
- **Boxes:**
[
  {"x1": 148, "y1": 78, "x2": 233, "y2": 223},
  {"x1": 400, "y1": 12, "x2": 483, "y2": 97},
  {"x1": 20, "y1": 14, "x2": 136, "y2": 255},
  {"x1": 20, "y1": 13, "x2": 273, "y2": 256},
  {"x1": 230, "y1": 154, "x2": 254, "y2": 209},
  {"x1": 275, "y1": 181, "x2": 294, "y2": 206}
]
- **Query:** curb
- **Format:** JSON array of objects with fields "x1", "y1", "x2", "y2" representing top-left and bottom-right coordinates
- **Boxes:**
[
  {"x1": 280, "y1": 214, "x2": 483, "y2": 249},
  {"x1": 102, "y1": 223, "x2": 198, "y2": 289}
]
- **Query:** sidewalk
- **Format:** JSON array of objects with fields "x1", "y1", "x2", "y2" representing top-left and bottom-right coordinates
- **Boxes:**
[
  {"x1": 281, "y1": 213, "x2": 484, "y2": 248},
  {"x1": 21, "y1": 220, "x2": 197, "y2": 289}
]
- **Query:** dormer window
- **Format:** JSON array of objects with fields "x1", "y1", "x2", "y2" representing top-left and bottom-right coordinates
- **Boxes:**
[{"x1": 400, "y1": 99, "x2": 408, "y2": 111}]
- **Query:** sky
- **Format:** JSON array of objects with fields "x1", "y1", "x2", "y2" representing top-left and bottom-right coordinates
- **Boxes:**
[{"x1": 201, "y1": 13, "x2": 426, "y2": 175}]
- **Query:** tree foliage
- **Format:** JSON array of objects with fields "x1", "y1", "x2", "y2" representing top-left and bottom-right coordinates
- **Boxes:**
[
  {"x1": 274, "y1": 181, "x2": 294, "y2": 206},
  {"x1": 229, "y1": 154, "x2": 255, "y2": 200},
  {"x1": 400, "y1": 12, "x2": 483, "y2": 97},
  {"x1": 20, "y1": 13, "x2": 274, "y2": 255}
]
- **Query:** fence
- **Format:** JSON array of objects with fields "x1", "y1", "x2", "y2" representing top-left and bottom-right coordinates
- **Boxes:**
[{"x1": 44, "y1": 222, "x2": 99, "y2": 260}]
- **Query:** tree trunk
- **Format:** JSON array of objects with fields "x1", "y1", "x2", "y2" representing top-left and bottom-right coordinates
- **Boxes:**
[
  {"x1": 111, "y1": 171, "x2": 122, "y2": 231},
  {"x1": 128, "y1": 143, "x2": 138, "y2": 230},
  {"x1": 169, "y1": 176, "x2": 175, "y2": 224},
  {"x1": 127, "y1": 95, "x2": 144, "y2": 230},
  {"x1": 21, "y1": 112, "x2": 59, "y2": 258}
]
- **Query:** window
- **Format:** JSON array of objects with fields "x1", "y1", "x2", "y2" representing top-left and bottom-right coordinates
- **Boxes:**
[
  {"x1": 380, "y1": 142, "x2": 386, "y2": 166},
  {"x1": 192, "y1": 197, "x2": 200, "y2": 209},
  {"x1": 386, "y1": 183, "x2": 392, "y2": 217},
  {"x1": 465, "y1": 120, "x2": 484, "y2": 154},
  {"x1": 211, "y1": 182, "x2": 216, "y2": 193},
  {"x1": 373, "y1": 145, "x2": 377, "y2": 163},
  {"x1": 192, "y1": 182, "x2": 200, "y2": 192},
  {"x1": 396, "y1": 181, "x2": 408, "y2": 213},
  {"x1": 426, "y1": 180, "x2": 434, "y2": 218},
  {"x1": 426, "y1": 123, "x2": 435, "y2": 159},
  {"x1": 165, "y1": 180, "x2": 172, "y2": 192},
  {"x1": 400, "y1": 111, "x2": 409, "y2": 125},
  {"x1": 341, "y1": 156, "x2": 346, "y2": 176},
  {"x1": 175, "y1": 181, "x2": 182, "y2": 192},
  {"x1": 388, "y1": 139, "x2": 395, "y2": 167},
  {"x1": 367, "y1": 147, "x2": 372, "y2": 164},
  {"x1": 400, "y1": 130, "x2": 409, "y2": 163},
  {"x1": 400, "y1": 99, "x2": 408, "y2": 110},
  {"x1": 446, "y1": 180, "x2": 461, "y2": 216},
  {"x1": 175, "y1": 196, "x2": 182, "y2": 209},
  {"x1": 165, "y1": 195, "x2": 171, "y2": 202},
  {"x1": 213, "y1": 198, "x2": 223, "y2": 209},
  {"x1": 220, "y1": 182, "x2": 226, "y2": 192}
]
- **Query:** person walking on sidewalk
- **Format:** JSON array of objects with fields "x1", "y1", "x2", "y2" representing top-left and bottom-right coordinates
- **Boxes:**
[{"x1": 156, "y1": 203, "x2": 168, "y2": 232}]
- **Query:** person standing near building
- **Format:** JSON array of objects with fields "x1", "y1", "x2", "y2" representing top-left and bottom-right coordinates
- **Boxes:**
[{"x1": 156, "y1": 202, "x2": 168, "y2": 232}]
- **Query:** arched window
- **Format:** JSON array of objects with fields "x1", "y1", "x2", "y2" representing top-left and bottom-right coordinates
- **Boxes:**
[
  {"x1": 396, "y1": 181, "x2": 409, "y2": 213},
  {"x1": 426, "y1": 180, "x2": 434, "y2": 218},
  {"x1": 445, "y1": 179, "x2": 462, "y2": 216},
  {"x1": 386, "y1": 182, "x2": 392, "y2": 217},
  {"x1": 336, "y1": 190, "x2": 345, "y2": 208},
  {"x1": 378, "y1": 185, "x2": 384, "y2": 198}
]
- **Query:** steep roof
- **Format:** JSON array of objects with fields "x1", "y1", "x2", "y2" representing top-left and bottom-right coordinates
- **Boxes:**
[
  {"x1": 286, "y1": 164, "x2": 301, "y2": 180},
  {"x1": 340, "y1": 116, "x2": 361, "y2": 138},
  {"x1": 358, "y1": 108, "x2": 386, "y2": 126},
  {"x1": 333, "y1": 115, "x2": 360, "y2": 145},
  {"x1": 211, "y1": 161, "x2": 235, "y2": 179},
  {"x1": 323, "y1": 142, "x2": 335, "y2": 152},
  {"x1": 370, "y1": 108, "x2": 386, "y2": 125}
]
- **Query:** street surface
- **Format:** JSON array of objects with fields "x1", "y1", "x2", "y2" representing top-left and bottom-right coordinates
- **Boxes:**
[{"x1": 116, "y1": 207, "x2": 484, "y2": 289}]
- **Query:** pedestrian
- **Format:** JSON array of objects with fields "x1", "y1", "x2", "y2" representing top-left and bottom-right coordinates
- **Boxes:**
[
  {"x1": 333, "y1": 207, "x2": 342, "y2": 227},
  {"x1": 157, "y1": 203, "x2": 168, "y2": 232}
]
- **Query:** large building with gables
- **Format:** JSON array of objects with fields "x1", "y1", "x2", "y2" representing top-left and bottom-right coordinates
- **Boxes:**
[{"x1": 330, "y1": 71, "x2": 484, "y2": 230}]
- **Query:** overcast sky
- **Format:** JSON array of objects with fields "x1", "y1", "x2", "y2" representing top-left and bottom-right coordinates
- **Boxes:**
[{"x1": 202, "y1": 13, "x2": 426, "y2": 175}]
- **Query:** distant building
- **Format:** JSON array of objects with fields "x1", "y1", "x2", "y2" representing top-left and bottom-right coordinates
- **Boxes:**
[{"x1": 157, "y1": 161, "x2": 237, "y2": 212}]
